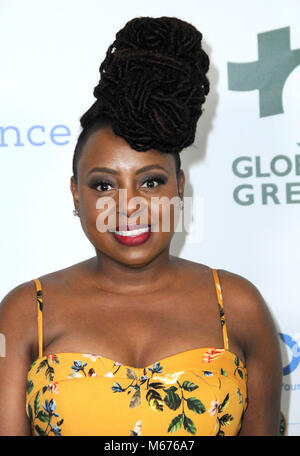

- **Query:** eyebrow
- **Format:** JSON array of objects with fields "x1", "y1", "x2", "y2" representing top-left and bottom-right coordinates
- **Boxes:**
[{"x1": 87, "y1": 164, "x2": 169, "y2": 176}]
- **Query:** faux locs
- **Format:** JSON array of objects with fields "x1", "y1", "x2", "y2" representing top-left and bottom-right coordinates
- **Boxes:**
[{"x1": 72, "y1": 16, "x2": 210, "y2": 183}]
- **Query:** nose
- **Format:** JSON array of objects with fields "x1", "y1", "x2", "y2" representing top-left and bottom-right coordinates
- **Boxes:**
[{"x1": 116, "y1": 187, "x2": 149, "y2": 227}]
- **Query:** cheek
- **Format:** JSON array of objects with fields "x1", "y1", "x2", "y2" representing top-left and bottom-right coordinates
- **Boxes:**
[
  {"x1": 79, "y1": 192, "x2": 121, "y2": 237},
  {"x1": 77, "y1": 188, "x2": 103, "y2": 230}
]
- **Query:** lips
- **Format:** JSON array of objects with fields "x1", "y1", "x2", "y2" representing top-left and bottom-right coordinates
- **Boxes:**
[{"x1": 109, "y1": 224, "x2": 152, "y2": 246}]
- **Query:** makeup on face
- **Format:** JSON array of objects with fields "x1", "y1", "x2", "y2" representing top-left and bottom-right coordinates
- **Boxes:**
[
  {"x1": 86, "y1": 165, "x2": 169, "y2": 193},
  {"x1": 75, "y1": 127, "x2": 182, "y2": 253},
  {"x1": 85, "y1": 165, "x2": 171, "y2": 246}
]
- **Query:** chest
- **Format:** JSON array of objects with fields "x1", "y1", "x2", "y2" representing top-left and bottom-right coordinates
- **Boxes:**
[{"x1": 38, "y1": 283, "x2": 227, "y2": 367}]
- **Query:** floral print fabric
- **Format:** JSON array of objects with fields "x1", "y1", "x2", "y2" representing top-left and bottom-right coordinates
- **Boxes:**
[{"x1": 26, "y1": 349, "x2": 247, "y2": 436}]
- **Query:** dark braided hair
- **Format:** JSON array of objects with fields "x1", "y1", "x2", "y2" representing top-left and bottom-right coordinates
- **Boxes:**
[{"x1": 72, "y1": 16, "x2": 210, "y2": 182}]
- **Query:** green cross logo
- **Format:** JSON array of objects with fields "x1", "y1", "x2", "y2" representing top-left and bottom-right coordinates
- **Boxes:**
[{"x1": 228, "y1": 27, "x2": 300, "y2": 117}]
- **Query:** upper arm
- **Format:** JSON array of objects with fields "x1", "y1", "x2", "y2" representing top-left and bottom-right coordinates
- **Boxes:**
[
  {"x1": 218, "y1": 269, "x2": 282, "y2": 436},
  {"x1": 0, "y1": 281, "x2": 36, "y2": 436}
]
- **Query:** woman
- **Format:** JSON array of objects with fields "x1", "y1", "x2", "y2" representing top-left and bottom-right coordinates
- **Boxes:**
[{"x1": 0, "y1": 16, "x2": 282, "y2": 436}]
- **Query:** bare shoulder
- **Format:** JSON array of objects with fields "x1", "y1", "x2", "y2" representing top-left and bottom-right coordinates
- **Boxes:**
[
  {"x1": 217, "y1": 267, "x2": 268, "y2": 313},
  {"x1": 0, "y1": 280, "x2": 38, "y2": 356},
  {"x1": 178, "y1": 259, "x2": 280, "y2": 358},
  {"x1": 0, "y1": 258, "x2": 85, "y2": 321},
  {"x1": 0, "y1": 280, "x2": 37, "y2": 322},
  {"x1": 216, "y1": 268, "x2": 272, "y2": 318},
  {"x1": 171, "y1": 256, "x2": 212, "y2": 280},
  {"x1": 0, "y1": 259, "x2": 92, "y2": 349},
  {"x1": 216, "y1": 268, "x2": 280, "y2": 357},
  {"x1": 35, "y1": 257, "x2": 94, "y2": 290}
]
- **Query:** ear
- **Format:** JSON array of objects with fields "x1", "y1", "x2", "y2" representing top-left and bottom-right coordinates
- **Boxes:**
[
  {"x1": 70, "y1": 176, "x2": 79, "y2": 211},
  {"x1": 177, "y1": 169, "x2": 185, "y2": 200}
]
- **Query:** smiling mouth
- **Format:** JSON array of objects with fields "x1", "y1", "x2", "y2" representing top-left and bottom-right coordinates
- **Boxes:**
[{"x1": 109, "y1": 224, "x2": 151, "y2": 237}]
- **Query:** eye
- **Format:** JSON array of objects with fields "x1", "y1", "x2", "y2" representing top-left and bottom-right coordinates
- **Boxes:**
[
  {"x1": 90, "y1": 180, "x2": 114, "y2": 192},
  {"x1": 140, "y1": 175, "x2": 167, "y2": 190}
]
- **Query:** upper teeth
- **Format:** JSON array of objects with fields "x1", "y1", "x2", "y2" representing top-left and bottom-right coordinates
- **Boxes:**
[{"x1": 109, "y1": 227, "x2": 149, "y2": 236}]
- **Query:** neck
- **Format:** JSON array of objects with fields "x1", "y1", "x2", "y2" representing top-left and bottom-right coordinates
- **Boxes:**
[{"x1": 90, "y1": 249, "x2": 178, "y2": 296}]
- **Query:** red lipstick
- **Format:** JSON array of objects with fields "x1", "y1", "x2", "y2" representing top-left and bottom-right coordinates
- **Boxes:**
[{"x1": 110, "y1": 224, "x2": 152, "y2": 246}]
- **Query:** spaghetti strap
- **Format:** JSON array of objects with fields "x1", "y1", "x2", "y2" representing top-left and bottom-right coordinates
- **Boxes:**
[
  {"x1": 211, "y1": 268, "x2": 229, "y2": 351},
  {"x1": 33, "y1": 278, "x2": 43, "y2": 358}
]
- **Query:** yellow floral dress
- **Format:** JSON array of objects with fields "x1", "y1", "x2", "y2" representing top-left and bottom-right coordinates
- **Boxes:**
[{"x1": 25, "y1": 268, "x2": 248, "y2": 436}]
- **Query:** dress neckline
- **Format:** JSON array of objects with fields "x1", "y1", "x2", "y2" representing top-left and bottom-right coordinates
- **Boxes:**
[{"x1": 27, "y1": 346, "x2": 247, "y2": 373}]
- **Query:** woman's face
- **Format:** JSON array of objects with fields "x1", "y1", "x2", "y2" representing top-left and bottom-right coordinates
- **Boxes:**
[{"x1": 70, "y1": 125, "x2": 185, "y2": 267}]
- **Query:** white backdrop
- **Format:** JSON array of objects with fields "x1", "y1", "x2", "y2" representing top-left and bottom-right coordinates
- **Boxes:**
[{"x1": 0, "y1": 0, "x2": 299, "y2": 435}]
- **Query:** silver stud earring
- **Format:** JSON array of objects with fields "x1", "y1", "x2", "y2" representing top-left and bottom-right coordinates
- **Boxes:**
[
  {"x1": 73, "y1": 208, "x2": 79, "y2": 217},
  {"x1": 179, "y1": 199, "x2": 184, "y2": 210}
]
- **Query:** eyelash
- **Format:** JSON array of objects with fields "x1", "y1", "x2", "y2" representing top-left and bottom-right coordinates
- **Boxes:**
[
  {"x1": 90, "y1": 180, "x2": 114, "y2": 192},
  {"x1": 90, "y1": 175, "x2": 167, "y2": 192},
  {"x1": 141, "y1": 175, "x2": 167, "y2": 189}
]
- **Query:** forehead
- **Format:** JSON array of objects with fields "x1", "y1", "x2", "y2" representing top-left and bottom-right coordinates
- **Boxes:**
[{"x1": 77, "y1": 126, "x2": 176, "y2": 175}]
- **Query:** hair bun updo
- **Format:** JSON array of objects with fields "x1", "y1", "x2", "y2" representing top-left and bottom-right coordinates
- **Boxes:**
[{"x1": 79, "y1": 16, "x2": 210, "y2": 155}]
